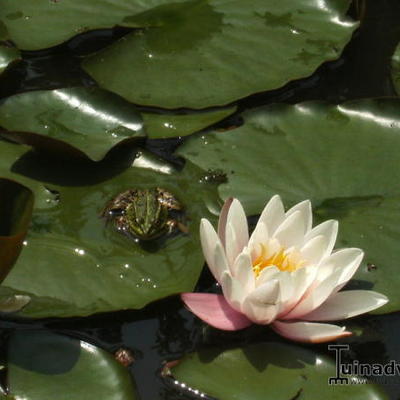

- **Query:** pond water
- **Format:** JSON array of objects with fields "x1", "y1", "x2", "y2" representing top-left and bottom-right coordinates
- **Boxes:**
[{"x1": 1, "y1": 1, "x2": 400, "y2": 399}]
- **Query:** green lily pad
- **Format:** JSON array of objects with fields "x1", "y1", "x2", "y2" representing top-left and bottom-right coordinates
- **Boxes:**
[
  {"x1": 0, "y1": 87, "x2": 144, "y2": 161},
  {"x1": 391, "y1": 41, "x2": 400, "y2": 94},
  {"x1": 0, "y1": 141, "x2": 219, "y2": 318},
  {"x1": 0, "y1": 140, "x2": 57, "y2": 209},
  {"x1": 168, "y1": 343, "x2": 387, "y2": 400},
  {"x1": 143, "y1": 106, "x2": 236, "y2": 139},
  {"x1": 0, "y1": 0, "x2": 161, "y2": 50},
  {"x1": 0, "y1": 178, "x2": 33, "y2": 284},
  {"x1": 0, "y1": 45, "x2": 20, "y2": 75},
  {"x1": 83, "y1": 0, "x2": 357, "y2": 109},
  {"x1": 177, "y1": 99, "x2": 400, "y2": 314},
  {"x1": 2, "y1": 330, "x2": 138, "y2": 400}
]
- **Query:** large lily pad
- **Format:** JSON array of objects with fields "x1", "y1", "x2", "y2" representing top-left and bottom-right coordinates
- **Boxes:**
[
  {"x1": 143, "y1": 106, "x2": 236, "y2": 139},
  {"x1": 0, "y1": 0, "x2": 177, "y2": 50},
  {"x1": 178, "y1": 99, "x2": 400, "y2": 314},
  {"x1": 83, "y1": 0, "x2": 357, "y2": 109},
  {"x1": 0, "y1": 21, "x2": 20, "y2": 76},
  {"x1": 0, "y1": 178, "x2": 33, "y2": 283},
  {"x1": 0, "y1": 140, "x2": 219, "y2": 318},
  {"x1": 168, "y1": 343, "x2": 387, "y2": 400},
  {"x1": 0, "y1": 87, "x2": 144, "y2": 161},
  {"x1": 2, "y1": 330, "x2": 138, "y2": 400},
  {"x1": 0, "y1": 45, "x2": 20, "y2": 75},
  {"x1": 391, "y1": 41, "x2": 400, "y2": 94}
]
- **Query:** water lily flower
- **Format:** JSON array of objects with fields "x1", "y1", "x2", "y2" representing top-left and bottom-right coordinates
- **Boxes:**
[{"x1": 181, "y1": 195, "x2": 388, "y2": 343}]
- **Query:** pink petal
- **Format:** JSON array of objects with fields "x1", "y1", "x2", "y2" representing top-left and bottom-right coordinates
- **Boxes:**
[
  {"x1": 218, "y1": 198, "x2": 233, "y2": 248},
  {"x1": 272, "y1": 320, "x2": 352, "y2": 343},
  {"x1": 181, "y1": 293, "x2": 252, "y2": 331}
]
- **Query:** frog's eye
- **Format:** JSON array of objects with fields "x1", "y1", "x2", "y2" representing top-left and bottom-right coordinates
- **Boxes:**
[{"x1": 108, "y1": 208, "x2": 125, "y2": 217}]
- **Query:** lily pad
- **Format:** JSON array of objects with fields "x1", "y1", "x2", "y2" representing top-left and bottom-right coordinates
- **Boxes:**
[
  {"x1": 83, "y1": 0, "x2": 357, "y2": 109},
  {"x1": 177, "y1": 99, "x2": 400, "y2": 314},
  {"x1": 0, "y1": 45, "x2": 20, "y2": 75},
  {"x1": 143, "y1": 106, "x2": 236, "y2": 139},
  {"x1": 0, "y1": 87, "x2": 144, "y2": 161},
  {"x1": 2, "y1": 330, "x2": 138, "y2": 400},
  {"x1": 168, "y1": 343, "x2": 387, "y2": 400},
  {"x1": 391, "y1": 41, "x2": 400, "y2": 94},
  {"x1": 0, "y1": 141, "x2": 219, "y2": 318},
  {"x1": 0, "y1": 178, "x2": 33, "y2": 283}
]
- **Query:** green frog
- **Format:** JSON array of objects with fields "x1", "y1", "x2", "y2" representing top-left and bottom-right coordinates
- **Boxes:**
[{"x1": 102, "y1": 188, "x2": 185, "y2": 241}]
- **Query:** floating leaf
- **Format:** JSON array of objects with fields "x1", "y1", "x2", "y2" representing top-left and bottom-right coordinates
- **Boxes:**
[
  {"x1": 178, "y1": 99, "x2": 400, "y2": 314},
  {"x1": 0, "y1": 45, "x2": 20, "y2": 75},
  {"x1": 391, "y1": 41, "x2": 400, "y2": 95},
  {"x1": 0, "y1": 178, "x2": 33, "y2": 283},
  {"x1": 143, "y1": 106, "x2": 236, "y2": 139},
  {"x1": 83, "y1": 0, "x2": 357, "y2": 109},
  {"x1": 2, "y1": 330, "x2": 138, "y2": 400},
  {"x1": 0, "y1": 142, "x2": 219, "y2": 318},
  {"x1": 0, "y1": 87, "x2": 144, "y2": 161},
  {"x1": 168, "y1": 343, "x2": 387, "y2": 400}
]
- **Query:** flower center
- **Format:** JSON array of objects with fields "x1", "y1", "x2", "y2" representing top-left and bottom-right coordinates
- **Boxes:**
[{"x1": 252, "y1": 243, "x2": 304, "y2": 277}]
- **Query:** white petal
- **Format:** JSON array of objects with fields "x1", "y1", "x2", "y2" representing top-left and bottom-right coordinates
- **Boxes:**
[
  {"x1": 273, "y1": 210, "x2": 306, "y2": 248},
  {"x1": 289, "y1": 265, "x2": 318, "y2": 305},
  {"x1": 286, "y1": 200, "x2": 312, "y2": 234},
  {"x1": 305, "y1": 219, "x2": 338, "y2": 258},
  {"x1": 248, "y1": 221, "x2": 269, "y2": 256},
  {"x1": 220, "y1": 271, "x2": 246, "y2": 310},
  {"x1": 213, "y1": 242, "x2": 230, "y2": 282},
  {"x1": 300, "y1": 235, "x2": 329, "y2": 266},
  {"x1": 272, "y1": 320, "x2": 351, "y2": 343},
  {"x1": 231, "y1": 250, "x2": 255, "y2": 293},
  {"x1": 257, "y1": 195, "x2": 285, "y2": 236},
  {"x1": 200, "y1": 219, "x2": 228, "y2": 282},
  {"x1": 302, "y1": 290, "x2": 388, "y2": 321},
  {"x1": 242, "y1": 279, "x2": 280, "y2": 324},
  {"x1": 316, "y1": 248, "x2": 363, "y2": 284},
  {"x1": 282, "y1": 267, "x2": 343, "y2": 320},
  {"x1": 226, "y1": 198, "x2": 249, "y2": 254},
  {"x1": 277, "y1": 272, "x2": 294, "y2": 307},
  {"x1": 256, "y1": 265, "x2": 281, "y2": 287},
  {"x1": 225, "y1": 223, "x2": 240, "y2": 267},
  {"x1": 217, "y1": 198, "x2": 233, "y2": 248}
]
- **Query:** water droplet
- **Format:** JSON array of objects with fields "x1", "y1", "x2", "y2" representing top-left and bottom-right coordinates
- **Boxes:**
[{"x1": 367, "y1": 263, "x2": 377, "y2": 271}]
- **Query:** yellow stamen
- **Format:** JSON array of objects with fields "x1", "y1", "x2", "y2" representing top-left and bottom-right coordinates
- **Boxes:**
[{"x1": 252, "y1": 244, "x2": 304, "y2": 277}]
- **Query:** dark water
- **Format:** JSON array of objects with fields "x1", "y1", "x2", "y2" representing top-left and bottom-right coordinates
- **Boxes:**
[{"x1": 1, "y1": 1, "x2": 400, "y2": 399}]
